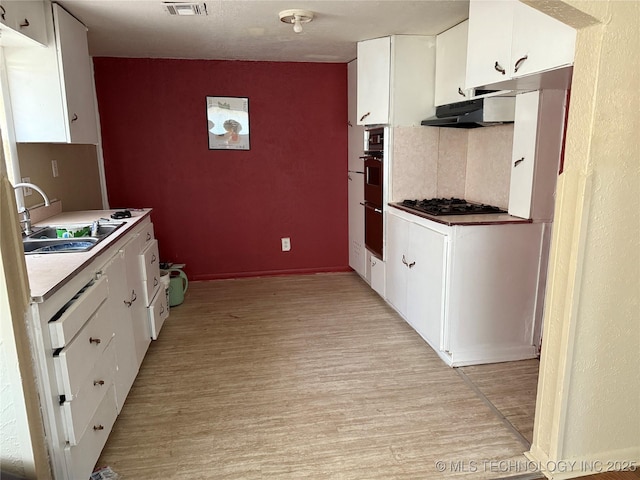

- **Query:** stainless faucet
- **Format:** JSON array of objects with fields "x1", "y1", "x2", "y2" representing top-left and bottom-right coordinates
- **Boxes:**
[{"x1": 13, "y1": 182, "x2": 51, "y2": 235}]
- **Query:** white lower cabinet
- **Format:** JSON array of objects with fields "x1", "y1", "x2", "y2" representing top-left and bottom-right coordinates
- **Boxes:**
[
  {"x1": 368, "y1": 252, "x2": 385, "y2": 298},
  {"x1": 148, "y1": 287, "x2": 170, "y2": 340},
  {"x1": 30, "y1": 213, "x2": 164, "y2": 479},
  {"x1": 64, "y1": 384, "x2": 118, "y2": 480},
  {"x1": 387, "y1": 209, "x2": 546, "y2": 366},
  {"x1": 123, "y1": 232, "x2": 151, "y2": 367},
  {"x1": 386, "y1": 213, "x2": 446, "y2": 350},
  {"x1": 60, "y1": 341, "x2": 116, "y2": 445},
  {"x1": 348, "y1": 171, "x2": 366, "y2": 278},
  {"x1": 103, "y1": 250, "x2": 138, "y2": 411}
]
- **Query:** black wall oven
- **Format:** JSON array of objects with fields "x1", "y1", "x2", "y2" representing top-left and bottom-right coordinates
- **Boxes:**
[{"x1": 362, "y1": 127, "x2": 384, "y2": 260}]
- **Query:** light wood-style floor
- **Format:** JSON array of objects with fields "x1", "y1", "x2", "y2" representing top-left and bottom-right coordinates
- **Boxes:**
[{"x1": 96, "y1": 273, "x2": 550, "y2": 479}]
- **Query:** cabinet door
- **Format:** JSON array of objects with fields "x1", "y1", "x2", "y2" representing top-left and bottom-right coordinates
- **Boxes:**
[
  {"x1": 435, "y1": 20, "x2": 470, "y2": 106},
  {"x1": 465, "y1": 0, "x2": 514, "y2": 89},
  {"x1": 370, "y1": 255, "x2": 385, "y2": 298},
  {"x1": 347, "y1": 60, "x2": 366, "y2": 172},
  {"x1": 357, "y1": 36, "x2": 390, "y2": 125},
  {"x1": 123, "y1": 235, "x2": 151, "y2": 368},
  {"x1": 385, "y1": 213, "x2": 409, "y2": 317},
  {"x1": 508, "y1": 91, "x2": 539, "y2": 219},
  {"x1": 102, "y1": 250, "x2": 138, "y2": 411},
  {"x1": 53, "y1": 3, "x2": 98, "y2": 144},
  {"x1": 348, "y1": 171, "x2": 366, "y2": 277},
  {"x1": 406, "y1": 224, "x2": 446, "y2": 350},
  {"x1": 510, "y1": 2, "x2": 576, "y2": 78},
  {"x1": 0, "y1": 0, "x2": 46, "y2": 46}
]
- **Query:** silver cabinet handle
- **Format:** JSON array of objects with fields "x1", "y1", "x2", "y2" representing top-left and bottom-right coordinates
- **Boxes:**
[
  {"x1": 458, "y1": 87, "x2": 466, "y2": 97},
  {"x1": 408, "y1": 261, "x2": 416, "y2": 269},
  {"x1": 151, "y1": 254, "x2": 157, "y2": 264},
  {"x1": 514, "y1": 157, "x2": 525, "y2": 167},
  {"x1": 71, "y1": 113, "x2": 78, "y2": 122},
  {"x1": 402, "y1": 255, "x2": 408, "y2": 266},
  {"x1": 146, "y1": 232, "x2": 152, "y2": 241},
  {"x1": 93, "y1": 425, "x2": 104, "y2": 431},
  {"x1": 359, "y1": 112, "x2": 371, "y2": 122},
  {"x1": 494, "y1": 61, "x2": 506, "y2": 75},
  {"x1": 94, "y1": 380, "x2": 105, "y2": 386},
  {"x1": 154, "y1": 277, "x2": 159, "y2": 287},
  {"x1": 514, "y1": 55, "x2": 528, "y2": 73},
  {"x1": 20, "y1": 18, "x2": 30, "y2": 28},
  {"x1": 89, "y1": 337, "x2": 101, "y2": 345}
]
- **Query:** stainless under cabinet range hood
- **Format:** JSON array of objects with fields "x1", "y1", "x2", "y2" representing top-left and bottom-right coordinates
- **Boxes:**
[{"x1": 421, "y1": 96, "x2": 516, "y2": 128}]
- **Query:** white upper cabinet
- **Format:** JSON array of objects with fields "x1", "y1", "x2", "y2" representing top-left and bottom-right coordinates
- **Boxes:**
[
  {"x1": 357, "y1": 35, "x2": 436, "y2": 126},
  {"x1": 0, "y1": 0, "x2": 46, "y2": 46},
  {"x1": 508, "y1": 90, "x2": 567, "y2": 220},
  {"x1": 435, "y1": 20, "x2": 471, "y2": 106},
  {"x1": 5, "y1": 3, "x2": 99, "y2": 144},
  {"x1": 465, "y1": 0, "x2": 576, "y2": 90},
  {"x1": 357, "y1": 36, "x2": 391, "y2": 126}
]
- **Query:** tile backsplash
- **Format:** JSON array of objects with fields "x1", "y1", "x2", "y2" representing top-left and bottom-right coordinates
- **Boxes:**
[
  {"x1": 391, "y1": 124, "x2": 515, "y2": 208},
  {"x1": 391, "y1": 126, "x2": 439, "y2": 201},
  {"x1": 465, "y1": 124, "x2": 514, "y2": 209}
]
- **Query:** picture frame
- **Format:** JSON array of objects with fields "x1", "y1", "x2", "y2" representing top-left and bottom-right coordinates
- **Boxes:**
[{"x1": 206, "y1": 96, "x2": 250, "y2": 150}]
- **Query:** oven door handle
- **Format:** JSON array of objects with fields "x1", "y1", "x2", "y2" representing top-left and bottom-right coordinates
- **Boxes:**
[{"x1": 364, "y1": 202, "x2": 383, "y2": 214}]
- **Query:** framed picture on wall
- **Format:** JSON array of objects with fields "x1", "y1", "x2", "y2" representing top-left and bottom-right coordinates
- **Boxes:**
[{"x1": 206, "y1": 96, "x2": 250, "y2": 150}]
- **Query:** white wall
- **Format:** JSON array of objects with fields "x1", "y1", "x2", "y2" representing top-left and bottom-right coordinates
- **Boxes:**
[
  {"x1": 529, "y1": 1, "x2": 640, "y2": 478},
  {"x1": 0, "y1": 145, "x2": 49, "y2": 478}
]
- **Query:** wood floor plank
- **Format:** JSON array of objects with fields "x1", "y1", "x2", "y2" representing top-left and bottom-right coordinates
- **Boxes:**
[{"x1": 96, "y1": 273, "x2": 544, "y2": 479}]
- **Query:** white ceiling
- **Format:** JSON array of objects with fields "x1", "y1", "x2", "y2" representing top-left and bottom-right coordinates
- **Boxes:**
[{"x1": 56, "y1": 0, "x2": 470, "y2": 62}]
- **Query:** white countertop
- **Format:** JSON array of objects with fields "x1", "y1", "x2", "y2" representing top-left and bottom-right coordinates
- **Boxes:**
[{"x1": 25, "y1": 209, "x2": 152, "y2": 302}]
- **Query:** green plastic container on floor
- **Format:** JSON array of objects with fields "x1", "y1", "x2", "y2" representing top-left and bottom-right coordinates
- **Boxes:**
[{"x1": 168, "y1": 268, "x2": 188, "y2": 306}]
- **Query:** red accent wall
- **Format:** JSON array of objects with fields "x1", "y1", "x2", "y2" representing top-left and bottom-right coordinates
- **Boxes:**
[{"x1": 93, "y1": 58, "x2": 348, "y2": 280}]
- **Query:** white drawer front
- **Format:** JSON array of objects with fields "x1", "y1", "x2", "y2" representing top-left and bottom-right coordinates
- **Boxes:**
[
  {"x1": 48, "y1": 276, "x2": 108, "y2": 349},
  {"x1": 61, "y1": 341, "x2": 116, "y2": 445},
  {"x1": 140, "y1": 240, "x2": 161, "y2": 305},
  {"x1": 138, "y1": 222, "x2": 155, "y2": 250},
  {"x1": 64, "y1": 384, "x2": 118, "y2": 480},
  {"x1": 148, "y1": 289, "x2": 170, "y2": 340},
  {"x1": 54, "y1": 305, "x2": 114, "y2": 400}
]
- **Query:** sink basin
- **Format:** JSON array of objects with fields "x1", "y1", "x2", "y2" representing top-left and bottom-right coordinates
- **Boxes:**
[
  {"x1": 23, "y1": 221, "x2": 125, "y2": 254},
  {"x1": 23, "y1": 238, "x2": 99, "y2": 254},
  {"x1": 26, "y1": 222, "x2": 124, "y2": 240}
]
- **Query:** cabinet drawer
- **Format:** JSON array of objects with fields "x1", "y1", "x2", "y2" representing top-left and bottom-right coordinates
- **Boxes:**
[
  {"x1": 48, "y1": 276, "x2": 108, "y2": 349},
  {"x1": 148, "y1": 289, "x2": 170, "y2": 340},
  {"x1": 64, "y1": 384, "x2": 118, "y2": 480},
  {"x1": 54, "y1": 305, "x2": 114, "y2": 400},
  {"x1": 61, "y1": 341, "x2": 116, "y2": 445},
  {"x1": 140, "y1": 240, "x2": 160, "y2": 305},
  {"x1": 138, "y1": 222, "x2": 155, "y2": 250}
]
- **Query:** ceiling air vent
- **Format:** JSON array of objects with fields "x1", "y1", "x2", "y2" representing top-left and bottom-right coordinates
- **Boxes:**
[{"x1": 163, "y1": 3, "x2": 207, "y2": 16}]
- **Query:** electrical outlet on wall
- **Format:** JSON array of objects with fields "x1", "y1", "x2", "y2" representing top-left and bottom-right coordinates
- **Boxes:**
[
  {"x1": 281, "y1": 237, "x2": 291, "y2": 252},
  {"x1": 21, "y1": 177, "x2": 32, "y2": 196}
]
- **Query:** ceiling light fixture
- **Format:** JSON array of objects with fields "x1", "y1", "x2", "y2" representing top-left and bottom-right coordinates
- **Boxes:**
[{"x1": 279, "y1": 9, "x2": 314, "y2": 34}]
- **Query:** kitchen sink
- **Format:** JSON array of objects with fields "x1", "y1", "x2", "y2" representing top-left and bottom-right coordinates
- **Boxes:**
[
  {"x1": 22, "y1": 238, "x2": 99, "y2": 254},
  {"x1": 23, "y1": 221, "x2": 125, "y2": 254}
]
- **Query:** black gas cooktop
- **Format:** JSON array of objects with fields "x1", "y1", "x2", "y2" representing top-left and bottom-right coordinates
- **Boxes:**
[{"x1": 400, "y1": 198, "x2": 506, "y2": 216}]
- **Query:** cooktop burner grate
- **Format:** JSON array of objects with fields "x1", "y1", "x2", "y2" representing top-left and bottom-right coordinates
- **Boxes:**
[{"x1": 400, "y1": 198, "x2": 506, "y2": 216}]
